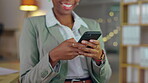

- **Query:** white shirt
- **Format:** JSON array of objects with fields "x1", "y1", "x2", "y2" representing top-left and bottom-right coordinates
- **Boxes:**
[{"x1": 45, "y1": 9, "x2": 90, "y2": 79}]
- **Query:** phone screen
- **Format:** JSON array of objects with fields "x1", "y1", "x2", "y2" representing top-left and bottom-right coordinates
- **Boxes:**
[{"x1": 78, "y1": 31, "x2": 101, "y2": 43}]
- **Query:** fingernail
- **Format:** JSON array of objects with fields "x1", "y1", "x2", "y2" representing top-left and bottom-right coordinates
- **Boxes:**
[
  {"x1": 90, "y1": 40, "x2": 94, "y2": 42},
  {"x1": 82, "y1": 40, "x2": 87, "y2": 43},
  {"x1": 78, "y1": 47, "x2": 82, "y2": 49}
]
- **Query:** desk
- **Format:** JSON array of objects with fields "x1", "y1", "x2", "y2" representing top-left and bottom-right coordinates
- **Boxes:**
[{"x1": 0, "y1": 60, "x2": 19, "y2": 83}]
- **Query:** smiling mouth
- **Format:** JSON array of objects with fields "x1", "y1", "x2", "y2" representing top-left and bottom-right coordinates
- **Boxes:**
[
  {"x1": 62, "y1": 3, "x2": 73, "y2": 10},
  {"x1": 63, "y1": 4, "x2": 72, "y2": 8}
]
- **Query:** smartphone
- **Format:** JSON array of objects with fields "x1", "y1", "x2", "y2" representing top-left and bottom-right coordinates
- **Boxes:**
[{"x1": 78, "y1": 31, "x2": 101, "y2": 43}]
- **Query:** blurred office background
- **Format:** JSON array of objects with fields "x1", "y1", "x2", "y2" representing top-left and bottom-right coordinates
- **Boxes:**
[
  {"x1": 0, "y1": 0, "x2": 148, "y2": 83},
  {"x1": 0, "y1": 0, "x2": 120, "y2": 83}
]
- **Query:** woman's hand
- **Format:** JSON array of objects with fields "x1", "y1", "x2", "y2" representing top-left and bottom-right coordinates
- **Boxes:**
[
  {"x1": 78, "y1": 40, "x2": 104, "y2": 60},
  {"x1": 49, "y1": 38, "x2": 85, "y2": 67}
]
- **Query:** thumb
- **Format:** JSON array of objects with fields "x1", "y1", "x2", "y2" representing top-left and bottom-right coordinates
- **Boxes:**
[{"x1": 67, "y1": 38, "x2": 76, "y2": 42}]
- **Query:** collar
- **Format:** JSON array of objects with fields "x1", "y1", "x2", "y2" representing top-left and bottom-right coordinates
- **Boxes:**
[{"x1": 45, "y1": 9, "x2": 88, "y2": 28}]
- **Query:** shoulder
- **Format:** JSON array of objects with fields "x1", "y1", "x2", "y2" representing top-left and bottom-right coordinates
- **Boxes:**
[
  {"x1": 27, "y1": 15, "x2": 46, "y2": 20},
  {"x1": 23, "y1": 15, "x2": 46, "y2": 33},
  {"x1": 26, "y1": 15, "x2": 46, "y2": 23},
  {"x1": 24, "y1": 15, "x2": 46, "y2": 30}
]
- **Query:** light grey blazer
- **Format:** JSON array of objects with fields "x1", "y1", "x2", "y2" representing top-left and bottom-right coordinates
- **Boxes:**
[{"x1": 19, "y1": 16, "x2": 112, "y2": 83}]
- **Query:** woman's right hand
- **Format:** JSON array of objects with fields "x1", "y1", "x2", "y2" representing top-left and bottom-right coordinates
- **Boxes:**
[{"x1": 49, "y1": 38, "x2": 85, "y2": 67}]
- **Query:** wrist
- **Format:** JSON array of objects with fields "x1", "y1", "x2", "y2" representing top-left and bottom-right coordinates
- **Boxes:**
[
  {"x1": 94, "y1": 59, "x2": 105, "y2": 66},
  {"x1": 49, "y1": 51, "x2": 59, "y2": 67},
  {"x1": 94, "y1": 50, "x2": 105, "y2": 61}
]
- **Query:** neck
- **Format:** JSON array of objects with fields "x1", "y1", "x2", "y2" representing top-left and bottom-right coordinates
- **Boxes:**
[{"x1": 53, "y1": 10, "x2": 74, "y2": 29}]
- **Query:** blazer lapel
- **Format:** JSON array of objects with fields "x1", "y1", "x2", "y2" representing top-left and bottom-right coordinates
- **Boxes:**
[
  {"x1": 79, "y1": 25, "x2": 90, "y2": 35},
  {"x1": 47, "y1": 26, "x2": 65, "y2": 44},
  {"x1": 47, "y1": 25, "x2": 90, "y2": 43}
]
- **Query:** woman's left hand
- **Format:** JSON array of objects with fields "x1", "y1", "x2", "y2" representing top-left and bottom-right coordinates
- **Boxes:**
[{"x1": 78, "y1": 40, "x2": 103, "y2": 60}]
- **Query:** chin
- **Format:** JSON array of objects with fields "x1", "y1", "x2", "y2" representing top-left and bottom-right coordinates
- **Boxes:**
[{"x1": 60, "y1": 9, "x2": 73, "y2": 15}]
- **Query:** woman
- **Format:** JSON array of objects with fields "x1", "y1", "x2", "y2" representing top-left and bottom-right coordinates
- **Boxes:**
[{"x1": 19, "y1": 0, "x2": 112, "y2": 83}]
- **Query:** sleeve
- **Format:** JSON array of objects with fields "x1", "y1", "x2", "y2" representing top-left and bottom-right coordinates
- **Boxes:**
[
  {"x1": 91, "y1": 21, "x2": 112, "y2": 83},
  {"x1": 19, "y1": 18, "x2": 60, "y2": 83}
]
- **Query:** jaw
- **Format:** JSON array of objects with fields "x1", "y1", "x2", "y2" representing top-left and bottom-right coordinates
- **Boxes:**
[{"x1": 52, "y1": 0, "x2": 79, "y2": 15}]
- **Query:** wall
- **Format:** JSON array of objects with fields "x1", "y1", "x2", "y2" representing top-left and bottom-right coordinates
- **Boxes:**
[
  {"x1": 0, "y1": 0, "x2": 25, "y2": 59},
  {"x1": 30, "y1": 0, "x2": 53, "y2": 16},
  {"x1": 38, "y1": 0, "x2": 53, "y2": 11},
  {"x1": 0, "y1": 0, "x2": 25, "y2": 29}
]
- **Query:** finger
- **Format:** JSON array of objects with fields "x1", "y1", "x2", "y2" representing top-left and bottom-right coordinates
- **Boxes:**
[
  {"x1": 63, "y1": 52, "x2": 79, "y2": 60},
  {"x1": 79, "y1": 47, "x2": 98, "y2": 54},
  {"x1": 71, "y1": 52, "x2": 79, "y2": 56},
  {"x1": 67, "y1": 46, "x2": 83, "y2": 53},
  {"x1": 66, "y1": 38, "x2": 76, "y2": 42},
  {"x1": 67, "y1": 42, "x2": 76, "y2": 47},
  {"x1": 95, "y1": 45, "x2": 101, "y2": 50},
  {"x1": 89, "y1": 40, "x2": 100, "y2": 45},
  {"x1": 81, "y1": 40, "x2": 96, "y2": 49},
  {"x1": 78, "y1": 52, "x2": 94, "y2": 57},
  {"x1": 68, "y1": 52, "x2": 79, "y2": 57},
  {"x1": 89, "y1": 40, "x2": 101, "y2": 50},
  {"x1": 72, "y1": 48, "x2": 84, "y2": 53},
  {"x1": 100, "y1": 53, "x2": 105, "y2": 60},
  {"x1": 72, "y1": 42, "x2": 86, "y2": 48}
]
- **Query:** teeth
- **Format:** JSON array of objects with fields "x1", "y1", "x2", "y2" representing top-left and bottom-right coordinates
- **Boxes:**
[{"x1": 63, "y1": 4, "x2": 72, "y2": 7}]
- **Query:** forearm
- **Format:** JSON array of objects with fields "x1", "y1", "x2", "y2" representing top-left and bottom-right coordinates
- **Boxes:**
[
  {"x1": 20, "y1": 55, "x2": 58, "y2": 83},
  {"x1": 49, "y1": 51, "x2": 59, "y2": 68}
]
